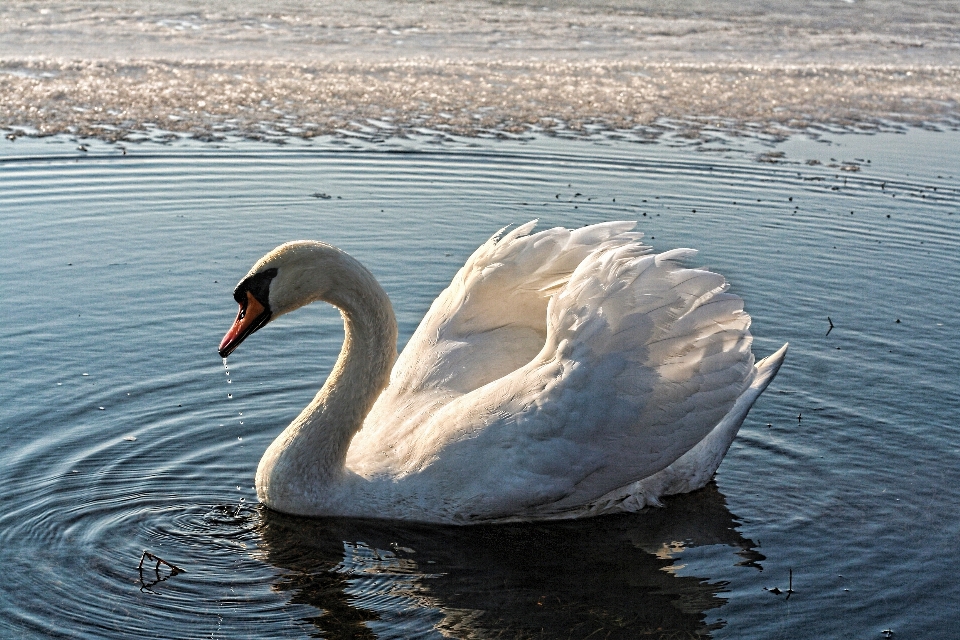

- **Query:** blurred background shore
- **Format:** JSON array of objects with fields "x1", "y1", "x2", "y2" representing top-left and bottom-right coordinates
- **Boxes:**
[{"x1": 2, "y1": 0, "x2": 959, "y2": 141}]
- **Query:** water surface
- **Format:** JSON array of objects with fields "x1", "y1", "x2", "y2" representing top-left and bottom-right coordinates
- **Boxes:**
[{"x1": 1, "y1": 129, "x2": 958, "y2": 638}]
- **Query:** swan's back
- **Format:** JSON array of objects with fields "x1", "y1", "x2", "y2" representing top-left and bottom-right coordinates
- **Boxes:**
[{"x1": 346, "y1": 222, "x2": 771, "y2": 522}]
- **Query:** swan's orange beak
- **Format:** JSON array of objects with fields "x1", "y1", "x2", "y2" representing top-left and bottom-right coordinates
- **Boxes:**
[{"x1": 219, "y1": 291, "x2": 271, "y2": 358}]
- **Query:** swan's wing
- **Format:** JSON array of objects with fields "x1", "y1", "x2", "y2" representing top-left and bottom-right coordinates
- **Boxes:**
[
  {"x1": 348, "y1": 221, "x2": 648, "y2": 475},
  {"x1": 406, "y1": 244, "x2": 756, "y2": 520},
  {"x1": 389, "y1": 220, "x2": 648, "y2": 395}
]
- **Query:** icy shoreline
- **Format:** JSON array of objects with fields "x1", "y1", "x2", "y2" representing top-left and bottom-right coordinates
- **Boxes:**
[
  {"x1": 2, "y1": 0, "x2": 959, "y2": 142},
  {"x1": 3, "y1": 59, "x2": 958, "y2": 143}
]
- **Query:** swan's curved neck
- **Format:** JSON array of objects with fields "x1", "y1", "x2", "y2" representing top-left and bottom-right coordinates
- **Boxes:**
[{"x1": 256, "y1": 257, "x2": 397, "y2": 513}]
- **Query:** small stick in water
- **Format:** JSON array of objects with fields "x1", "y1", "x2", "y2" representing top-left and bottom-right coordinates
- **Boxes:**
[
  {"x1": 138, "y1": 551, "x2": 186, "y2": 591},
  {"x1": 139, "y1": 550, "x2": 185, "y2": 575}
]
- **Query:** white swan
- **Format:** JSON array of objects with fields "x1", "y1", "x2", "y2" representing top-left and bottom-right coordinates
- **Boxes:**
[{"x1": 219, "y1": 221, "x2": 786, "y2": 523}]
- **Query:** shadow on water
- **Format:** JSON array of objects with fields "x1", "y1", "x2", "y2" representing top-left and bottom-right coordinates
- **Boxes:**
[{"x1": 256, "y1": 482, "x2": 762, "y2": 639}]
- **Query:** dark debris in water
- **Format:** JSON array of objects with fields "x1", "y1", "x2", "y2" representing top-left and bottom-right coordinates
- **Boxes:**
[
  {"x1": 765, "y1": 568, "x2": 796, "y2": 600},
  {"x1": 138, "y1": 550, "x2": 185, "y2": 592}
]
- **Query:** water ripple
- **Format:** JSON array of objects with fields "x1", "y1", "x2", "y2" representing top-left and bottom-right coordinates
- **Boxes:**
[{"x1": 2, "y1": 132, "x2": 959, "y2": 638}]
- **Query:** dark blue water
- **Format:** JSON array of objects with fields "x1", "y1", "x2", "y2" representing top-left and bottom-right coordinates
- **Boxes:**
[{"x1": 1, "y1": 130, "x2": 958, "y2": 638}]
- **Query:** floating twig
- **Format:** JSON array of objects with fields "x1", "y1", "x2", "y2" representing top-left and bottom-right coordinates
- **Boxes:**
[
  {"x1": 766, "y1": 568, "x2": 796, "y2": 599},
  {"x1": 139, "y1": 551, "x2": 185, "y2": 575},
  {"x1": 138, "y1": 551, "x2": 185, "y2": 591}
]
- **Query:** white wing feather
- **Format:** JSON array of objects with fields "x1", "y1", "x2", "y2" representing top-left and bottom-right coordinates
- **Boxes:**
[
  {"x1": 348, "y1": 221, "x2": 647, "y2": 471},
  {"x1": 391, "y1": 220, "x2": 646, "y2": 394},
  {"x1": 347, "y1": 222, "x2": 758, "y2": 521}
]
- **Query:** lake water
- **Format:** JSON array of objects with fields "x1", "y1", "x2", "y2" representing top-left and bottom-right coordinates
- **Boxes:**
[
  {"x1": 2, "y1": 128, "x2": 958, "y2": 639},
  {"x1": 2, "y1": 0, "x2": 960, "y2": 638}
]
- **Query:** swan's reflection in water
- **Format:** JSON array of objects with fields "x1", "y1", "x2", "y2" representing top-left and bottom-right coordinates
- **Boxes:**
[{"x1": 256, "y1": 482, "x2": 762, "y2": 639}]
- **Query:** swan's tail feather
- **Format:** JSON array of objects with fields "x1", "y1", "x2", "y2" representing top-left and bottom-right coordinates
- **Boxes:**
[
  {"x1": 546, "y1": 343, "x2": 789, "y2": 518},
  {"x1": 751, "y1": 343, "x2": 788, "y2": 394}
]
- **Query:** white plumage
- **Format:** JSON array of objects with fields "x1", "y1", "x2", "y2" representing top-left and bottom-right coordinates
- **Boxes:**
[{"x1": 220, "y1": 221, "x2": 786, "y2": 523}]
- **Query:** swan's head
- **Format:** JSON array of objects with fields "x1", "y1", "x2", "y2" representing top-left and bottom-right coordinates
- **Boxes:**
[{"x1": 218, "y1": 241, "x2": 348, "y2": 358}]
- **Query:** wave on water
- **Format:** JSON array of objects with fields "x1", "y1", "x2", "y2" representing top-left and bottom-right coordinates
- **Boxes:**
[{"x1": 1, "y1": 0, "x2": 959, "y2": 142}]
